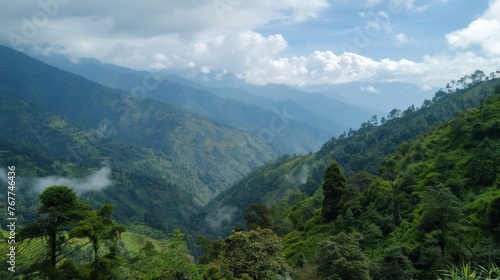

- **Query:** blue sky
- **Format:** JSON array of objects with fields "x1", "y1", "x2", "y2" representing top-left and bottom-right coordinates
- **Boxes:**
[
  {"x1": 267, "y1": 1, "x2": 490, "y2": 60},
  {"x1": 0, "y1": 0, "x2": 499, "y2": 90}
]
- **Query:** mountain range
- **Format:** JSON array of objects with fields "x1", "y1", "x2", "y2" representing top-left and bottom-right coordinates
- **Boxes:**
[{"x1": 29, "y1": 51, "x2": 378, "y2": 155}]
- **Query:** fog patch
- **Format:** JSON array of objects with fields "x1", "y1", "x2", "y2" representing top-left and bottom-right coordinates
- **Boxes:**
[
  {"x1": 33, "y1": 166, "x2": 113, "y2": 195},
  {"x1": 205, "y1": 206, "x2": 237, "y2": 230}
]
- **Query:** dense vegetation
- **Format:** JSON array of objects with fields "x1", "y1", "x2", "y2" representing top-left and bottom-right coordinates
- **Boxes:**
[
  {"x1": 194, "y1": 73, "x2": 500, "y2": 279},
  {"x1": 1, "y1": 43, "x2": 499, "y2": 279}
]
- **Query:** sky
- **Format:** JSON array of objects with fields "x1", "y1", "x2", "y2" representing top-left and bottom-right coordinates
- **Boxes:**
[{"x1": 1, "y1": 0, "x2": 499, "y2": 90}]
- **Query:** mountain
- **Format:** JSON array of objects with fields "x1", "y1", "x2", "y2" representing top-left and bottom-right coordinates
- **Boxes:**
[
  {"x1": 190, "y1": 77, "x2": 500, "y2": 278},
  {"x1": 238, "y1": 83, "x2": 381, "y2": 129},
  {"x1": 197, "y1": 75, "x2": 500, "y2": 237},
  {"x1": 0, "y1": 45, "x2": 282, "y2": 232},
  {"x1": 29, "y1": 52, "x2": 377, "y2": 154},
  {"x1": 279, "y1": 82, "x2": 500, "y2": 278}
]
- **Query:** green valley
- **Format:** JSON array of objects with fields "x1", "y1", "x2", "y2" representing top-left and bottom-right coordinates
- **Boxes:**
[{"x1": 0, "y1": 44, "x2": 499, "y2": 279}]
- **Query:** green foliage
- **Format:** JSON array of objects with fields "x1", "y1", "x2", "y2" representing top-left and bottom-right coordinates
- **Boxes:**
[
  {"x1": 438, "y1": 262, "x2": 500, "y2": 280},
  {"x1": 377, "y1": 244, "x2": 417, "y2": 280},
  {"x1": 69, "y1": 204, "x2": 126, "y2": 280},
  {"x1": 317, "y1": 232, "x2": 372, "y2": 280},
  {"x1": 321, "y1": 163, "x2": 348, "y2": 221},
  {"x1": 244, "y1": 204, "x2": 274, "y2": 230},
  {"x1": 215, "y1": 228, "x2": 290, "y2": 280},
  {"x1": 20, "y1": 185, "x2": 92, "y2": 273}
]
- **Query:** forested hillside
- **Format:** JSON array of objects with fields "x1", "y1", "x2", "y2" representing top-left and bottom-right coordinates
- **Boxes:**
[
  {"x1": 0, "y1": 45, "x2": 276, "y2": 208},
  {"x1": 193, "y1": 77, "x2": 500, "y2": 279},
  {"x1": 198, "y1": 72, "x2": 500, "y2": 237},
  {"x1": 0, "y1": 45, "x2": 287, "y2": 242}
]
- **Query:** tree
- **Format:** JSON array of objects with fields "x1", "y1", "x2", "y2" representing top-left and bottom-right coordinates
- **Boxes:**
[
  {"x1": 418, "y1": 185, "x2": 464, "y2": 259},
  {"x1": 321, "y1": 163, "x2": 348, "y2": 221},
  {"x1": 378, "y1": 244, "x2": 416, "y2": 280},
  {"x1": 388, "y1": 108, "x2": 401, "y2": 120},
  {"x1": 216, "y1": 228, "x2": 290, "y2": 279},
  {"x1": 380, "y1": 157, "x2": 402, "y2": 221},
  {"x1": 317, "y1": 232, "x2": 372, "y2": 280},
  {"x1": 21, "y1": 186, "x2": 91, "y2": 278},
  {"x1": 244, "y1": 204, "x2": 273, "y2": 230},
  {"x1": 495, "y1": 84, "x2": 500, "y2": 95},
  {"x1": 69, "y1": 204, "x2": 126, "y2": 280}
]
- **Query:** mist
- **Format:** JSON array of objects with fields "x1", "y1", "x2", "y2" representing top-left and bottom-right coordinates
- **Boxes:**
[
  {"x1": 205, "y1": 206, "x2": 237, "y2": 230},
  {"x1": 32, "y1": 166, "x2": 113, "y2": 195}
]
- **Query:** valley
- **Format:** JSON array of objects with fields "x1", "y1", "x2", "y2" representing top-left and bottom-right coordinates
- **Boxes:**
[{"x1": 0, "y1": 46, "x2": 499, "y2": 279}]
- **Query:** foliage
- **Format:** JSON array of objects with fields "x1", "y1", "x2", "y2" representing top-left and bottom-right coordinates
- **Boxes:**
[
  {"x1": 321, "y1": 163, "x2": 348, "y2": 221},
  {"x1": 69, "y1": 204, "x2": 126, "y2": 280},
  {"x1": 244, "y1": 204, "x2": 274, "y2": 230},
  {"x1": 214, "y1": 228, "x2": 291, "y2": 280},
  {"x1": 20, "y1": 185, "x2": 92, "y2": 273},
  {"x1": 317, "y1": 232, "x2": 372, "y2": 280},
  {"x1": 438, "y1": 262, "x2": 500, "y2": 280}
]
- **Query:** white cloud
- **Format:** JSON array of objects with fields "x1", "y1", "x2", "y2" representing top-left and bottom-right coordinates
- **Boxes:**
[
  {"x1": 205, "y1": 206, "x2": 237, "y2": 229},
  {"x1": 0, "y1": 0, "x2": 498, "y2": 89},
  {"x1": 446, "y1": 0, "x2": 500, "y2": 57},
  {"x1": 393, "y1": 32, "x2": 411, "y2": 46},
  {"x1": 360, "y1": 85, "x2": 380, "y2": 93},
  {"x1": 33, "y1": 166, "x2": 113, "y2": 194},
  {"x1": 236, "y1": 50, "x2": 499, "y2": 87}
]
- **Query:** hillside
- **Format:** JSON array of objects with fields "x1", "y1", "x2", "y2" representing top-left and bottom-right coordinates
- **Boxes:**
[
  {"x1": 0, "y1": 45, "x2": 295, "y2": 241},
  {"x1": 280, "y1": 83, "x2": 500, "y2": 279},
  {"x1": 0, "y1": 45, "x2": 276, "y2": 208},
  {"x1": 187, "y1": 78, "x2": 500, "y2": 279},
  {"x1": 31, "y1": 53, "x2": 352, "y2": 154},
  {"x1": 198, "y1": 75, "x2": 500, "y2": 237}
]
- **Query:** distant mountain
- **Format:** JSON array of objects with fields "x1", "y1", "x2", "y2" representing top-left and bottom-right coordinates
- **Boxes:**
[
  {"x1": 0, "y1": 45, "x2": 276, "y2": 213},
  {"x1": 303, "y1": 82, "x2": 437, "y2": 113},
  {"x1": 237, "y1": 83, "x2": 380, "y2": 130},
  {"x1": 29, "y1": 52, "x2": 377, "y2": 154}
]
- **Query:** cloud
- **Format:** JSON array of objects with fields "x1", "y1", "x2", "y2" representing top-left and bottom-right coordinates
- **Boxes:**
[
  {"x1": 0, "y1": 0, "x2": 497, "y2": 89},
  {"x1": 360, "y1": 85, "x2": 380, "y2": 93},
  {"x1": 205, "y1": 206, "x2": 237, "y2": 229},
  {"x1": 393, "y1": 32, "x2": 411, "y2": 46},
  {"x1": 236, "y1": 50, "x2": 500, "y2": 87},
  {"x1": 391, "y1": 0, "x2": 429, "y2": 13},
  {"x1": 445, "y1": 0, "x2": 500, "y2": 57},
  {"x1": 32, "y1": 166, "x2": 113, "y2": 194}
]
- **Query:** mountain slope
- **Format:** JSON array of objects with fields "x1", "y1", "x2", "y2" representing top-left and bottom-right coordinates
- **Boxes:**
[
  {"x1": 281, "y1": 84, "x2": 500, "y2": 279},
  {"x1": 29, "y1": 53, "x2": 339, "y2": 154},
  {"x1": 197, "y1": 76, "x2": 500, "y2": 237},
  {"x1": 0, "y1": 87, "x2": 200, "y2": 229},
  {"x1": 0, "y1": 45, "x2": 275, "y2": 207}
]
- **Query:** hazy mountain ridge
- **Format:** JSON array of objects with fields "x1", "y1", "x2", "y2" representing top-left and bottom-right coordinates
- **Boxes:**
[
  {"x1": 0, "y1": 45, "x2": 276, "y2": 208},
  {"x1": 29, "y1": 52, "x2": 378, "y2": 154}
]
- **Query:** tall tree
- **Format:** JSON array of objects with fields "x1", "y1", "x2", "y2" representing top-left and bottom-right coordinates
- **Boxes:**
[
  {"x1": 321, "y1": 163, "x2": 348, "y2": 221},
  {"x1": 20, "y1": 186, "x2": 91, "y2": 279},
  {"x1": 418, "y1": 184, "x2": 464, "y2": 259},
  {"x1": 380, "y1": 157, "x2": 402, "y2": 221},
  {"x1": 317, "y1": 232, "x2": 372, "y2": 280},
  {"x1": 69, "y1": 204, "x2": 126, "y2": 280}
]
